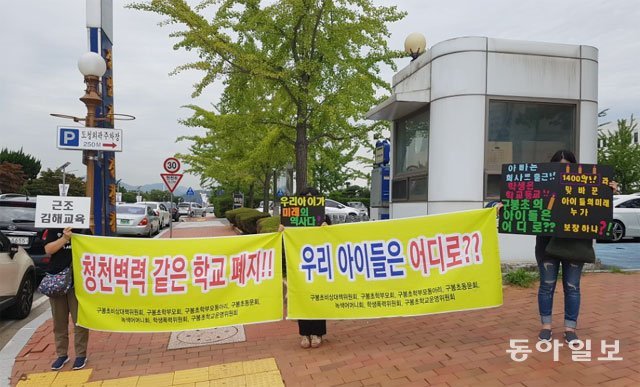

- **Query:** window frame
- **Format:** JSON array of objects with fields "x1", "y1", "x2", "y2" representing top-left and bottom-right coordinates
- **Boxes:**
[
  {"x1": 392, "y1": 106, "x2": 430, "y2": 202},
  {"x1": 483, "y1": 97, "x2": 580, "y2": 201}
]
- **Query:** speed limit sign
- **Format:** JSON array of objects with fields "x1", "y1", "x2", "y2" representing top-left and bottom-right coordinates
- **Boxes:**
[{"x1": 163, "y1": 157, "x2": 181, "y2": 173}]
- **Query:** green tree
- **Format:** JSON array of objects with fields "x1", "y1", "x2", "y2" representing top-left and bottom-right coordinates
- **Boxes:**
[
  {"x1": 598, "y1": 115, "x2": 640, "y2": 193},
  {"x1": 23, "y1": 169, "x2": 86, "y2": 196},
  {"x1": 0, "y1": 148, "x2": 41, "y2": 180},
  {"x1": 0, "y1": 162, "x2": 26, "y2": 193},
  {"x1": 129, "y1": 0, "x2": 405, "y2": 192}
]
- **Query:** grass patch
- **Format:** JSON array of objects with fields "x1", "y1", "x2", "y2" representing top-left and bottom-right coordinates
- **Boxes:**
[
  {"x1": 504, "y1": 268, "x2": 539, "y2": 288},
  {"x1": 609, "y1": 267, "x2": 631, "y2": 274}
]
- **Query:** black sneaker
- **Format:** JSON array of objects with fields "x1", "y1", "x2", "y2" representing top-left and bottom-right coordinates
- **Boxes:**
[
  {"x1": 538, "y1": 329, "x2": 552, "y2": 341},
  {"x1": 51, "y1": 356, "x2": 69, "y2": 370},
  {"x1": 564, "y1": 331, "x2": 579, "y2": 344},
  {"x1": 72, "y1": 356, "x2": 87, "y2": 370}
]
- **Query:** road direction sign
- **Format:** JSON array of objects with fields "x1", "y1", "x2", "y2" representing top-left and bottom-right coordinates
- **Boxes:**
[
  {"x1": 186, "y1": 187, "x2": 195, "y2": 196},
  {"x1": 57, "y1": 126, "x2": 123, "y2": 152},
  {"x1": 161, "y1": 173, "x2": 184, "y2": 193},
  {"x1": 163, "y1": 157, "x2": 181, "y2": 173}
]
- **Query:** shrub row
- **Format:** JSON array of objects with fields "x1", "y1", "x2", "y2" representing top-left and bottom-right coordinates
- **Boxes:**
[{"x1": 225, "y1": 207, "x2": 271, "y2": 234}]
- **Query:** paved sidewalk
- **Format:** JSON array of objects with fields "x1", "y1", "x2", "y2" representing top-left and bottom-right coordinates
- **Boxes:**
[{"x1": 9, "y1": 220, "x2": 640, "y2": 386}]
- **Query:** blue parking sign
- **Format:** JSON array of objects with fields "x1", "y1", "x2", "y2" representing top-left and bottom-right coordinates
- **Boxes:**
[{"x1": 59, "y1": 128, "x2": 79, "y2": 147}]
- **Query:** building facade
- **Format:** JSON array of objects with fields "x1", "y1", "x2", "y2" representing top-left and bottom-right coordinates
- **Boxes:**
[{"x1": 366, "y1": 36, "x2": 598, "y2": 261}]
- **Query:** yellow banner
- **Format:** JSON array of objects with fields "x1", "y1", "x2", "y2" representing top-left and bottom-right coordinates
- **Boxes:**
[
  {"x1": 284, "y1": 208, "x2": 503, "y2": 319},
  {"x1": 72, "y1": 233, "x2": 282, "y2": 332}
]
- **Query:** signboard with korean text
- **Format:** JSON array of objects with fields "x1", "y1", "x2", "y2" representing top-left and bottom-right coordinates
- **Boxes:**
[
  {"x1": 233, "y1": 193, "x2": 244, "y2": 209},
  {"x1": 57, "y1": 126, "x2": 123, "y2": 152},
  {"x1": 279, "y1": 196, "x2": 325, "y2": 227},
  {"x1": 35, "y1": 196, "x2": 91, "y2": 229},
  {"x1": 284, "y1": 208, "x2": 503, "y2": 319},
  {"x1": 72, "y1": 232, "x2": 282, "y2": 332},
  {"x1": 499, "y1": 163, "x2": 615, "y2": 239},
  {"x1": 161, "y1": 173, "x2": 183, "y2": 193}
]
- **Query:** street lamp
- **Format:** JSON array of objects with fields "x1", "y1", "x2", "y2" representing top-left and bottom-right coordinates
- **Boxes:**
[
  {"x1": 55, "y1": 162, "x2": 71, "y2": 196},
  {"x1": 404, "y1": 32, "x2": 427, "y2": 60},
  {"x1": 78, "y1": 52, "x2": 107, "y2": 232}
]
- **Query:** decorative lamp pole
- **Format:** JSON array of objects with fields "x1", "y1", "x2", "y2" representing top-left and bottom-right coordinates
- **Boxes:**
[
  {"x1": 77, "y1": 52, "x2": 107, "y2": 233},
  {"x1": 404, "y1": 32, "x2": 427, "y2": 61}
]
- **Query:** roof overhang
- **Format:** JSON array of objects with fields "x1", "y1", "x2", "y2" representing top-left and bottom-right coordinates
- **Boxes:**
[{"x1": 365, "y1": 90, "x2": 429, "y2": 121}]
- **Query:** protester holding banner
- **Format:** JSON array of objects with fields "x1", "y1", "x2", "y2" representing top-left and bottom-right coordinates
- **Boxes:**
[
  {"x1": 280, "y1": 186, "x2": 330, "y2": 349},
  {"x1": 44, "y1": 227, "x2": 90, "y2": 370},
  {"x1": 534, "y1": 150, "x2": 616, "y2": 344}
]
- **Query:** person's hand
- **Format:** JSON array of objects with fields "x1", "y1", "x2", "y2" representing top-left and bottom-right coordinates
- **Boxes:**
[
  {"x1": 320, "y1": 222, "x2": 329, "y2": 227},
  {"x1": 278, "y1": 224, "x2": 285, "y2": 232},
  {"x1": 609, "y1": 180, "x2": 620, "y2": 194},
  {"x1": 62, "y1": 227, "x2": 73, "y2": 242}
]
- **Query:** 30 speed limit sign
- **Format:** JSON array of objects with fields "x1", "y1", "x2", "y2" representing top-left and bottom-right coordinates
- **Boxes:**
[{"x1": 163, "y1": 157, "x2": 181, "y2": 173}]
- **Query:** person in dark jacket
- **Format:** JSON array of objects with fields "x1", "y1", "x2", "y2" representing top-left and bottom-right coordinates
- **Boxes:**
[
  {"x1": 279, "y1": 186, "x2": 330, "y2": 348},
  {"x1": 535, "y1": 150, "x2": 617, "y2": 345},
  {"x1": 44, "y1": 227, "x2": 90, "y2": 370}
]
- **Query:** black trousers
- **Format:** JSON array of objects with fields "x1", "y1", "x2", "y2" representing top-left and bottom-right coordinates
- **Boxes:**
[{"x1": 298, "y1": 319, "x2": 326, "y2": 336}]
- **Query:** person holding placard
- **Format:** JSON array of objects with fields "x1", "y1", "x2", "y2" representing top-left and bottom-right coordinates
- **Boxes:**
[
  {"x1": 534, "y1": 150, "x2": 617, "y2": 345},
  {"x1": 44, "y1": 227, "x2": 90, "y2": 370},
  {"x1": 279, "y1": 186, "x2": 331, "y2": 349}
]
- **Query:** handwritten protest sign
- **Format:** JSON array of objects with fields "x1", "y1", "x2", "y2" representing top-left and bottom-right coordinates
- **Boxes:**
[
  {"x1": 279, "y1": 195, "x2": 325, "y2": 227},
  {"x1": 499, "y1": 163, "x2": 614, "y2": 239}
]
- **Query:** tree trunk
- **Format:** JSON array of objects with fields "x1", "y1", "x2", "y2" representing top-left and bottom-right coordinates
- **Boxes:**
[
  {"x1": 295, "y1": 121, "x2": 308, "y2": 193},
  {"x1": 247, "y1": 183, "x2": 255, "y2": 208},
  {"x1": 262, "y1": 171, "x2": 270, "y2": 213}
]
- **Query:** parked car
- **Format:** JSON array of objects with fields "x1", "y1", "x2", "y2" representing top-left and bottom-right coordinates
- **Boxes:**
[
  {"x1": 115, "y1": 204, "x2": 160, "y2": 237},
  {"x1": 0, "y1": 196, "x2": 50, "y2": 276},
  {"x1": 347, "y1": 201, "x2": 369, "y2": 219},
  {"x1": 206, "y1": 206, "x2": 215, "y2": 214},
  {"x1": 325, "y1": 199, "x2": 360, "y2": 223},
  {"x1": 177, "y1": 202, "x2": 205, "y2": 218},
  {"x1": 0, "y1": 230, "x2": 35, "y2": 319},
  {"x1": 137, "y1": 201, "x2": 171, "y2": 228},
  {"x1": 165, "y1": 202, "x2": 180, "y2": 222},
  {"x1": 256, "y1": 201, "x2": 274, "y2": 213},
  {"x1": 610, "y1": 195, "x2": 640, "y2": 242}
]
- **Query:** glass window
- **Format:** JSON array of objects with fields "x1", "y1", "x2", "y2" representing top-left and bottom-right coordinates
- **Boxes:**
[
  {"x1": 485, "y1": 100, "x2": 576, "y2": 199},
  {"x1": 634, "y1": 132, "x2": 638, "y2": 144},
  {"x1": 393, "y1": 108, "x2": 429, "y2": 201},
  {"x1": 395, "y1": 109, "x2": 429, "y2": 175}
]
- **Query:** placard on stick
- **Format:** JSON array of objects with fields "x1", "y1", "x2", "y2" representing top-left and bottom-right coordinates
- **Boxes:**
[
  {"x1": 279, "y1": 196, "x2": 325, "y2": 227},
  {"x1": 499, "y1": 163, "x2": 614, "y2": 239}
]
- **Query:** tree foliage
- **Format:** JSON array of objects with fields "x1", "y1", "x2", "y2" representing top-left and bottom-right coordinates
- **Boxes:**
[
  {"x1": 129, "y1": 0, "x2": 405, "y2": 191},
  {"x1": 0, "y1": 162, "x2": 26, "y2": 194},
  {"x1": 23, "y1": 169, "x2": 86, "y2": 197},
  {"x1": 598, "y1": 115, "x2": 640, "y2": 193},
  {"x1": 0, "y1": 148, "x2": 41, "y2": 180}
]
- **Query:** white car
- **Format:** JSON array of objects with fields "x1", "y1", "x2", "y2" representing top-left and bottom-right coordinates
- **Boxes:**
[
  {"x1": 137, "y1": 201, "x2": 171, "y2": 228},
  {"x1": 610, "y1": 195, "x2": 640, "y2": 242},
  {"x1": 116, "y1": 204, "x2": 160, "y2": 237},
  {"x1": 325, "y1": 199, "x2": 360, "y2": 223},
  {"x1": 177, "y1": 202, "x2": 205, "y2": 218},
  {"x1": 0, "y1": 230, "x2": 35, "y2": 319}
]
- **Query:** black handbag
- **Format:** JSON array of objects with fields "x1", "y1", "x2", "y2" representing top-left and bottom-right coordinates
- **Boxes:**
[{"x1": 545, "y1": 237, "x2": 596, "y2": 263}]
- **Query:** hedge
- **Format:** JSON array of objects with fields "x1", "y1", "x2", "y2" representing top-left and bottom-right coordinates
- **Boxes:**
[
  {"x1": 257, "y1": 216, "x2": 281, "y2": 234},
  {"x1": 236, "y1": 210, "x2": 271, "y2": 234},
  {"x1": 224, "y1": 207, "x2": 256, "y2": 226}
]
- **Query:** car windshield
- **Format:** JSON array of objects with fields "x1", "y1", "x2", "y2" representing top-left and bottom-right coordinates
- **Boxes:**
[
  {"x1": 117, "y1": 206, "x2": 145, "y2": 215},
  {"x1": 0, "y1": 206, "x2": 36, "y2": 223},
  {"x1": 178, "y1": 204, "x2": 190, "y2": 208},
  {"x1": 140, "y1": 203, "x2": 158, "y2": 209}
]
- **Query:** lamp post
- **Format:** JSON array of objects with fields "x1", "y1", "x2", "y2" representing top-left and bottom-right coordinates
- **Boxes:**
[
  {"x1": 404, "y1": 32, "x2": 427, "y2": 60},
  {"x1": 56, "y1": 162, "x2": 71, "y2": 196},
  {"x1": 77, "y1": 52, "x2": 107, "y2": 233}
]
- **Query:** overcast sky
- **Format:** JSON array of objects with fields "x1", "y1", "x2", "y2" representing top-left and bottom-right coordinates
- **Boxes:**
[{"x1": 1, "y1": 0, "x2": 638, "y2": 190}]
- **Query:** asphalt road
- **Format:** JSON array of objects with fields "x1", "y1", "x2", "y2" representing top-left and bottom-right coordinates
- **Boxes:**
[{"x1": 0, "y1": 292, "x2": 49, "y2": 351}]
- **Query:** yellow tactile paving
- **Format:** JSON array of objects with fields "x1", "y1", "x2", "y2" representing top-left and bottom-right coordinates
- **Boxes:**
[
  {"x1": 16, "y1": 371, "x2": 59, "y2": 386},
  {"x1": 136, "y1": 372, "x2": 175, "y2": 386},
  {"x1": 172, "y1": 366, "x2": 209, "y2": 384},
  {"x1": 51, "y1": 369, "x2": 93, "y2": 385},
  {"x1": 210, "y1": 375, "x2": 246, "y2": 386},
  {"x1": 101, "y1": 376, "x2": 139, "y2": 386},
  {"x1": 245, "y1": 370, "x2": 284, "y2": 386},
  {"x1": 241, "y1": 358, "x2": 278, "y2": 374},
  {"x1": 20, "y1": 358, "x2": 282, "y2": 387},
  {"x1": 208, "y1": 361, "x2": 244, "y2": 380}
]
